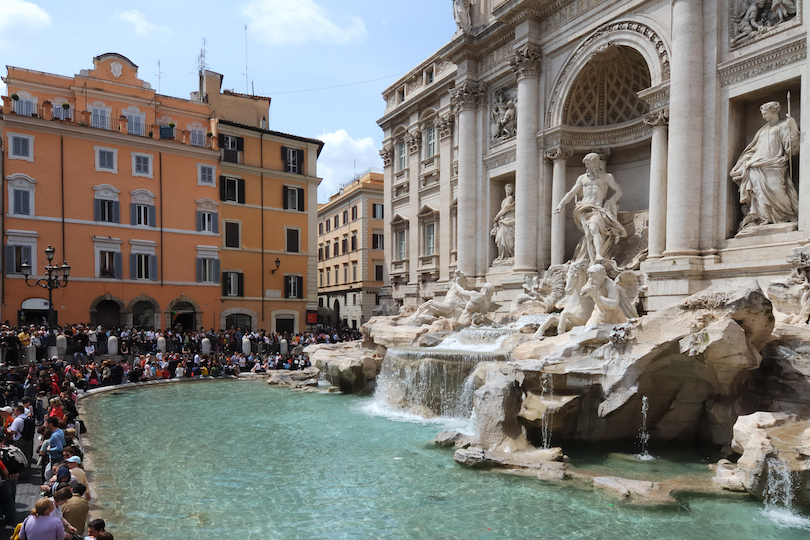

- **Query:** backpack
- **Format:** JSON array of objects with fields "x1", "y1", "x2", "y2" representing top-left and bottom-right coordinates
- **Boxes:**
[
  {"x1": 1, "y1": 446, "x2": 28, "y2": 475},
  {"x1": 21, "y1": 417, "x2": 35, "y2": 441}
]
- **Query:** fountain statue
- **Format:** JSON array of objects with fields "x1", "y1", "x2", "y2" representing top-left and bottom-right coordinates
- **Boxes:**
[
  {"x1": 410, "y1": 270, "x2": 471, "y2": 326},
  {"x1": 458, "y1": 283, "x2": 496, "y2": 327},
  {"x1": 730, "y1": 101, "x2": 800, "y2": 232},
  {"x1": 490, "y1": 183, "x2": 516, "y2": 263},
  {"x1": 533, "y1": 261, "x2": 592, "y2": 337}
]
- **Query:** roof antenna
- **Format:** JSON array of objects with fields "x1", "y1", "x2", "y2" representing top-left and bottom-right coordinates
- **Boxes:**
[
  {"x1": 245, "y1": 24, "x2": 250, "y2": 95},
  {"x1": 157, "y1": 60, "x2": 163, "y2": 95}
]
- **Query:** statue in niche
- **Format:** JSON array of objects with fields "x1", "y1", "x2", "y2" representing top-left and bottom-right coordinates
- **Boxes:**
[
  {"x1": 730, "y1": 101, "x2": 800, "y2": 231},
  {"x1": 453, "y1": 0, "x2": 473, "y2": 32},
  {"x1": 491, "y1": 91, "x2": 517, "y2": 140},
  {"x1": 411, "y1": 270, "x2": 471, "y2": 325},
  {"x1": 555, "y1": 153, "x2": 626, "y2": 263},
  {"x1": 491, "y1": 183, "x2": 516, "y2": 263}
]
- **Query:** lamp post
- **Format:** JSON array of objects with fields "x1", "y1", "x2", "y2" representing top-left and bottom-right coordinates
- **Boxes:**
[{"x1": 20, "y1": 245, "x2": 70, "y2": 328}]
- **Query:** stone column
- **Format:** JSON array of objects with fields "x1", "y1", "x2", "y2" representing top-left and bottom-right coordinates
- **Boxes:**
[
  {"x1": 452, "y1": 82, "x2": 485, "y2": 277},
  {"x1": 437, "y1": 114, "x2": 455, "y2": 281},
  {"x1": 510, "y1": 47, "x2": 542, "y2": 272},
  {"x1": 644, "y1": 109, "x2": 669, "y2": 258},
  {"x1": 664, "y1": 0, "x2": 703, "y2": 256},
  {"x1": 546, "y1": 147, "x2": 572, "y2": 265},
  {"x1": 799, "y1": 72, "x2": 810, "y2": 232}
]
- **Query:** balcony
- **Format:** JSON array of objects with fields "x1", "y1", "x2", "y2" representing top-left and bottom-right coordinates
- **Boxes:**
[{"x1": 390, "y1": 259, "x2": 409, "y2": 277}]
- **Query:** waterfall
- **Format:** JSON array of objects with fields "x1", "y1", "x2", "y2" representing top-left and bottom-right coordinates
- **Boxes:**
[
  {"x1": 434, "y1": 327, "x2": 516, "y2": 352},
  {"x1": 635, "y1": 396, "x2": 654, "y2": 461},
  {"x1": 540, "y1": 372, "x2": 554, "y2": 449},
  {"x1": 375, "y1": 348, "x2": 506, "y2": 419},
  {"x1": 763, "y1": 457, "x2": 796, "y2": 509}
]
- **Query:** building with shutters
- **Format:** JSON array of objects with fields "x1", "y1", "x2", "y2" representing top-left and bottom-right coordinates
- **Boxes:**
[
  {"x1": 0, "y1": 55, "x2": 323, "y2": 332},
  {"x1": 316, "y1": 170, "x2": 386, "y2": 329}
]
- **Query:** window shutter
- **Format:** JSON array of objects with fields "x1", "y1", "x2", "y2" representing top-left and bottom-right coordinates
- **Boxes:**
[
  {"x1": 94, "y1": 199, "x2": 102, "y2": 222},
  {"x1": 222, "y1": 273, "x2": 228, "y2": 296},
  {"x1": 237, "y1": 272, "x2": 244, "y2": 297},
  {"x1": 149, "y1": 255, "x2": 158, "y2": 281},
  {"x1": 218, "y1": 134, "x2": 225, "y2": 148},
  {"x1": 297, "y1": 276, "x2": 304, "y2": 299},
  {"x1": 196, "y1": 211, "x2": 203, "y2": 232},
  {"x1": 112, "y1": 201, "x2": 120, "y2": 223},
  {"x1": 21, "y1": 191, "x2": 30, "y2": 215},
  {"x1": 297, "y1": 188, "x2": 305, "y2": 212},
  {"x1": 282, "y1": 186, "x2": 289, "y2": 209},
  {"x1": 12, "y1": 137, "x2": 21, "y2": 156},
  {"x1": 130, "y1": 203, "x2": 137, "y2": 226},
  {"x1": 236, "y1": 137, "x2": 244, "y2": 151},
  {"x1": 296, "y1": 151, "x2": 304, "y2": 175},
  {"x1": 130, "y1": 254, "x2": 137, "y2": 280},
  {"x1": 114, "y1": 252, "x2": 123, "y2": 279},
  {"x1": 284, "y1": 276, "x2": 290, "y2": 299},
  {"x1": 148, "y1": 205, "x2": 157, "y2": 228},
  {"x1": 281, "y1": 146, "x2": 288, "y2": 172},
  {"x1": 13, "y1": 191, "x2": 21, "y2": 214},
  {"x1": 212, "y1": 212, "x2": 219, "y2": 234},
  {"x1": 219, "y1": 177, "x2": 227, "y2": 200},
  {"x1": 213, "y1": 260, "x2": 221, "y2": 284},
  {"x1": 20, "y1": 246, "x2": 31, "y2": 273},
  {"x1": 237, "y1": 179, "x2": 246, "y2": 204},
  {"x1": 4, "y1": 246, "x2": 15, "y2": 275},
  {"x1": 196, "y1": 258, "x2": 203, "y2": 283}
]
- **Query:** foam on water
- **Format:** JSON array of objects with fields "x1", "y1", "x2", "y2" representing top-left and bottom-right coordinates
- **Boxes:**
[
  {"x1": 357, "y1": 399, "x2": 475, "y2": 435},
  {"x1": 760, "y1": 508, "x2": 810, "y2": 529},
  {"x1": 433, "y1": 327, "x2": 515, "y2": 352}
]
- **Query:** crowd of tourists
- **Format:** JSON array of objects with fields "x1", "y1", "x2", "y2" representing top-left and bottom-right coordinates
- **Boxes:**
[{"x1": 0, "y1": 321, "x2": 363, "y2": 538}]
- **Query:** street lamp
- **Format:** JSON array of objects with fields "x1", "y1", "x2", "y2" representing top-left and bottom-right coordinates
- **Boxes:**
[
  {"x1": 271, "y1": 257, "x2": 281, "y2": 274},
  {"x1": 20, "y1": 244, "x2": 70, "y2": 328}
]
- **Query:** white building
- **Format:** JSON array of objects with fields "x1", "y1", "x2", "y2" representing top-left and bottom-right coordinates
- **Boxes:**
[{"x1": 378, "y1": 0, "x2": 808, "y2": 311}]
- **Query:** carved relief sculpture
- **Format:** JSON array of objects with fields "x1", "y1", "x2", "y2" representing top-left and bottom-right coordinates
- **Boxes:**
[
  {"x1": 731, "y1": 0, "x2": 798, "y2": 47},
  {"x1": 555, "y1": 153, "x2": 627, "y2": 263},
  {"x1": 453, "y1": 0, "x2": 473, "y2": 32},
  {"x1": 490, "y1": 183, "x2": 516, "y2": 264},
  {"x1": 730, "y1": 101, "x2": 800, "y2": 231},
  {"x1": 491, "y1": 90, "x2": 517, "y2": 140}
]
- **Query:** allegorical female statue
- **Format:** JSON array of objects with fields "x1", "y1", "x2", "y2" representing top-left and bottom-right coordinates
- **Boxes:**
[
  {"x1": 730, "y1": 101, "x2": 800, "y2": 231},
  {"x1": 491, "y1": 183, "x2": 515, "y2": 263},
  {"x1": 453, "y1": 0, "x2": 473, "y2": 32}
]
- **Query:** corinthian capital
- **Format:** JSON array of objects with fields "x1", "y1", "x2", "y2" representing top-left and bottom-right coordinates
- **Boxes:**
[
  {"x1": 545, "y1": 146, "x2": 573, "y2": 162},
  {"x1": 405, "y1": 131, "x2": 422, "y2": 154},
  {"x1": 379, "y1": 145, "x2": 394, "y2": 168},
  {"x1": 451, "y1": 81, "x2": 487, "y2": 113},
  {"x1": 643, "y1": 109, "x2": 670, "y2": 127},
  {"x1": 436, "y1": 114, "x2": 454, "y2": 140},
  {"x1": 510, "y1": 46, "x2": 542, "y2": 80}
]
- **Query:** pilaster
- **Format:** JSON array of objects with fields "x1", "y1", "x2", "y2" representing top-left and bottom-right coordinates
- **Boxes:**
[{"x1": 643, "y1": 109, "x2": 669, "y2": 259}]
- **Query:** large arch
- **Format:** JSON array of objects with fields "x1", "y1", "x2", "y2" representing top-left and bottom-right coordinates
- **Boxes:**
[
  {"x1": 89, "y1": 293, "x2": 126, "y2": 329},
  {"x1": 126, "y1": 294, "x2": 161, "y2": 330},
  {"x1": 166, "y1": 294, "x2": 203, "y2": 331},
  {"x1": 220, "y1": 308, "x2": 258, "y2": 332},
  {"x1": 547, "y1": 18, "x2": 672, "y2": 128}
]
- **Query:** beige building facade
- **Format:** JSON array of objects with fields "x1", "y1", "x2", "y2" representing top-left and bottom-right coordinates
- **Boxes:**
[
  {"x1": 378, "y1": 0, "x2": 808, "y2": 310},
  {"x1": 317, "y1": 171, "x2": 386, "y2": 328}
]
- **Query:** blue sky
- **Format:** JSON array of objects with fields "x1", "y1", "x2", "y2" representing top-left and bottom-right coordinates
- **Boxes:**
[{"x1": 0, "y1": 0, "x2": 457, "y2": 201}]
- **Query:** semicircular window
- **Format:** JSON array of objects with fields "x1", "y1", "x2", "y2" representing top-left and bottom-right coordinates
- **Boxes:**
[{"x1": 563, "y1": 46, "x2": 651, "y2": 127}]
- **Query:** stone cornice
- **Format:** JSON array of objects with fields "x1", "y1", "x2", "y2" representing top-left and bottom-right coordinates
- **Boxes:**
[
  {"x1": 538, "y1": 117, "x2": 652, "y2": 151},
  {"x1": 484, "y1": 147, "x2": 517, "y2": 171},
  {"x1": 718, "y1": 38, "x2": 807, "y2": 88},
  {"x1": 643, "y1": 109, "x2": 669, "y2": 128},
  {"x1": 637, "y1": 81, "x2": 670, "y2": 112},
  {"x1": 544, "y1": 146, "x2": 573, "y2": 162}
]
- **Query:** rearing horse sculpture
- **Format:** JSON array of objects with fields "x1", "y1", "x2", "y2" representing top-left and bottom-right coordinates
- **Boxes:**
[{"x1": 533, "y1": 261, "x2": 594, "y2": 339}]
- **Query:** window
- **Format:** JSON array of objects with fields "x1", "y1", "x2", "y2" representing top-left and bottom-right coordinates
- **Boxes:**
[
  {"x1": 343, "y1": 210, "x2": 348, "y2": 225},
  {"x1": 220, "y1": 177, "x2": 245, "y2": 204},
  {"x1": 99, "y1": 251, "x2": 120, "y2": 278},
  {"x1": 285, "y1": 275, "x2": 304, "y2": 299},
  {"x1": 196, "y1": 257, "x2": 220, "y2": 283},
  {"x1": 398, "y1": 88, "x2": 405, "y2": 103},
  {"x1": 424, "y1": 222, "x2": 435, "y2": 256},
  {"x1": 9, "y1": 134, "x2": 33, "y2": 161},
  {"x1": 286, "y1": 228, "x2": 300, "y2": 253},
  {"x1": 131, "y1": 203, "x2": 155, "y2": 227},
  {"x1": 325, "y1": 220, "x2": 331, "y2": 233},
  {"x1": 372, "y1": 233, "x2": 384, "y2": 250},
  {"x1": 190, "y1": 128, "x2": 206, "y2": 147},
  {"x1": 324, "y1": 244, "x2": 330, "y2": 259},
  {"x1": 375, "y1": 264, "x2": 384, "y2": 282},
  {"x1": 319, "y1": 270, "x2": 324, "y2": 287},
  {"x1": 326, "y1": 269, "x2": 330, "y2": 286},
  {"x1": 132, "y1": 153, "x2": 153, "y2": 178},
  {"x1": 197, "y1": 211, "x2": 219, "y2": 233},
  {"x1": 283, "y1": 186, "x2": 305, "y2": 211},
  {"x1": 219, "y1": 135, "x2": 243, "y2": 163},
  {"x1": 131, "y1": 253, "x2": 156, "y2": 280},
  {"x1": 334, "y1": 216, "x2": 339, "y2": 229},
  {"x1": 91, "y1": 107, "x2": 109, "y2": 130},
  {"x1": 318, "y1": 246, "x2": 323, "y2": 261},
  {"x1": 397, "y1": 142, "x2": 406, "y2": 171},
  {"x1": 426, "y1": 127, "x2": 436, "y2": 159},
  {"x1": 12, "y1": 189, "x2": 31, "y2": 216},
  {"x1": 4, "y1": 245, "x2": 32, "y2": 275},
  {"x1": 14, "y1": 98, "x2": 36, "y2": 117},
  {"x1": 351, "y1": 206, "x2": 357, "y2": 220},
  {"x1": 95, "y1": 147, "x2": 117, "y2": 173},
  {"x1": 341, "y1": 237, "x2": 348, "y2": 254},
  {"x1": 351, "y1": 233, "x2": 357, "y2": 251},
  {"x1": 224, "y1": 222, "x2": 241, "y2": 248},
  {"x1": 319, "y1": 223, "x2": 324, "y2": 235},
  {"x1": 353, "y1": 294, "x2": 357, "y2": 306},
  {"x1": 127, "y1": 114, "x2": 145, "y2": 136},
  {"x1": 426, "y1": 67, "x2": 434, "y2": 84},
  {"x1": 396, "y1": 230, "x2": 406, "y2": 260},
  {"x1": 224, "y1": 271, "x2": 244, "y2": 297},
  {"x1": 334, "y1": 266, "x2": 339, "y2": 284},
  {"x1": 343, "y1": 264, "x2": 348, "y2": 283},
  {"x1": 94, "y1": 199, "x2": 120, "y2": 223},
  {"x1": 198, "y1": 164, "x2": 215, "y2": 186},
  {"x1": 283, "y1": 147, "x2": 304, "y2": 174},
  {"x1": 352, "y1": 261, "x2": 357, "y2": 282},
  {"x1": 373, "y1": 204, "x2": 384, "y2": 219},
  {"x1": 333, "y1": 240, "x2": 339, "y2": 256},
  {"x1": 53, "y1": 105, "x2": 72, "y2": 121}
]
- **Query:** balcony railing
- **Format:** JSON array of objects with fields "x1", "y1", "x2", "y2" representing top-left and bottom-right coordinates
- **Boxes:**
[
  {"x1": 190, "y1": 130, "x2": 206, "y2": 147},
  {"x1": 128, "y1": 121, "x2": 146, "y2": 137},
  {"x1": 52, "y1": 107, "x2": 72, "y2": 121},
  {"x1": 91, "y1": 114, "x2": 114, "y2": 131},
  {"x1": 11, "y1": 100, "x2": 36, "y2": 116}
]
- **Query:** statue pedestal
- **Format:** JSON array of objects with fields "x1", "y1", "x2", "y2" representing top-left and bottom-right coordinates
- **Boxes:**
[
  {"x1": 735, "y1": 222, "x2": 798, "y2": 238},
  {"x1": 486, "y1": 264, "x2": 537, "y2": 309}
]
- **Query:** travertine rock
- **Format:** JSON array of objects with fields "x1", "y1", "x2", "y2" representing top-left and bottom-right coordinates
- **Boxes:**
[
  {"x1": 592, "y1": 477, "x2": 661, "y2": 499},
  {"x1": 266, "y1": 367, "x2": 320, "y2": 388},
  {"x1": 307, "y1": 342, "x2": 383, "y2": 393},
  {"x1": 712, "y1": 459, "x2": 746, "y2": 492},
  {"x1": 471, "y1": 370, "x2": 530, "y2": 453},
  {"x1": 434, "y1": 430, "x2": 472, "y2": 448}
]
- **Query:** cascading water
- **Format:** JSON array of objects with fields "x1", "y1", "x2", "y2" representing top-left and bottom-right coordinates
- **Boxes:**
[
  {"x1": 635, "y1": 396, "x2": 654, "y2": 461},
  {"x1": 434, "y1": 327, "x2": 516, "y2": 352},
  {"x1": 760, "y1": 456, "x2": 810, "y2": 528},
  {"x1": 540, "y1": 372, "x2": 554, "y2": 449},
  {"x1": 374, "y1": 348, "x2": 507, "y2": 419}
]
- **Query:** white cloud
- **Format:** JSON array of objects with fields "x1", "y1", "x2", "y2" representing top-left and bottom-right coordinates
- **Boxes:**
[
  {"x1": 244, "y1": 0, "x2": 366, "y2": 46},
  {"x1": 316, "y1": 130, "x2": 382, "y2": 203},
  {"x1": 0, "y1": 0, "x2": 51, "y2": 33},
  {"x1": 117, "y1": 10, "x2": 164, "y2": 35}
]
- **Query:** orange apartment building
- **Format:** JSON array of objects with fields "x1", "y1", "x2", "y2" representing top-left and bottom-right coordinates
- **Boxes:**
[
  {"x1": 0, "y1": 54, "x2": 322, "y2": 333},
  {"x1": 316, "y1": 170, "x2": 386, "y2": 328}
]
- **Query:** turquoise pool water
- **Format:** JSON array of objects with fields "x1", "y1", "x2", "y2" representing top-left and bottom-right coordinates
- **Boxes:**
[{"x1": 80, "y1": 381, "x2": 810, "y2": 540}]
